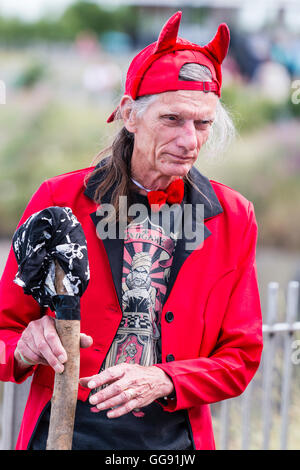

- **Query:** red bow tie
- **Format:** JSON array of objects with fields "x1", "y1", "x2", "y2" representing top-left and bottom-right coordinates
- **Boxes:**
[{"x1": 147, "y1": 179, "x2": 184, "y2": 211}]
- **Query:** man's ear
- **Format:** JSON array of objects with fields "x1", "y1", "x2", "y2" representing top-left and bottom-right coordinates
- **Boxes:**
[{"x1": 119, "y1": 95, "x2": 137, "y2": 133}]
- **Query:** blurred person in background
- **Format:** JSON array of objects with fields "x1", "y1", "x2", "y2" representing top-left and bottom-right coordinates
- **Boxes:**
[{"x1": 0, "y1": 12, "x2": 263, "y2": 450}]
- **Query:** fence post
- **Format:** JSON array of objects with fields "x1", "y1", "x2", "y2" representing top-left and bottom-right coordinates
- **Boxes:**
[
  {"x1": 241, "y1": 380, "x2": 253, "y2": 450},
  {"x1": 262, "y1": 282, "x2": 278, "y2": 450},
  {"x1": 216, "y1": 281, "x2": 300, "y2": 450},
  {"x1": 280, "y1": 281, "x2": 299, "y2": 450},
  {"x1": 219, "y1": 399, "x2": 231, "y2": 450},
  {"x1": 0, "y1": 379, "x2": 31, "y2": 450}
]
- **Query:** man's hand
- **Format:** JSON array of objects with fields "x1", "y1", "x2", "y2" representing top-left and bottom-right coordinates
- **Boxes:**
[
  {"x1": 14, "y1": 315, "x2": 93, "y2": 372},
  {"x1": 79, "y1": 363, "x2": 174, "y2": 418}
]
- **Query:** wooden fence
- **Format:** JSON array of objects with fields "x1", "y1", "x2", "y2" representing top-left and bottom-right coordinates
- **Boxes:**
[
  {"x1": 0, "y1": 281, "x2": 299, "y2": 450},
  {"x1": 212, "y1": 280, "x2": 300, "y2": 450}
]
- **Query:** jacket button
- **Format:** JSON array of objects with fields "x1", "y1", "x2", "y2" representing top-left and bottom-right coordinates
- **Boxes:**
[
  {"x1": 166, "y1": 354, "x2": 175, "y2": 362},
  {"x1": 165, "y1": 311, "x2": 174, "y2": 323}
]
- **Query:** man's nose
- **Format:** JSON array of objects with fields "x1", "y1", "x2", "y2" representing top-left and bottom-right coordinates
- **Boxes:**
[{"x1": 176, "y1": 121, "x2": 198, "y2": 152}]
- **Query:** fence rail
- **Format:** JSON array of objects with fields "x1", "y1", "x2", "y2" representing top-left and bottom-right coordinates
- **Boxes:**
[
  {"x1": 1, "y1": 281, "x2": 300, "y2": 450},
  {"x1": 214, "y1": 280, "x2": 300, "y2": 450}
]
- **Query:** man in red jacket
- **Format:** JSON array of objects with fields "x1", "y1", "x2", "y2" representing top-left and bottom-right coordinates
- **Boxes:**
[{"x1": 0, "y1": 12, "x2": 263, "y2": 450}]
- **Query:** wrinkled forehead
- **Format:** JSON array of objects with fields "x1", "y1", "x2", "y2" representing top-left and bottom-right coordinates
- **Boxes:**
[{"x1": 142, "y1": 89, "x2": 218, "y2": 119}]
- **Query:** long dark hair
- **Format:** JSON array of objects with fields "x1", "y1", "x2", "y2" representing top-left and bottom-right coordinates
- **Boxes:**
[{"x1": 84, "y1": 126, "x2": 135, "y2": 221}]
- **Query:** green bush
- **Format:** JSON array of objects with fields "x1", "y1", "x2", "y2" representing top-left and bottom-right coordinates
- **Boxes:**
[
  {"x1": 221, "y1": 84, "x2": 285, "y2": 133},
  {"x1": 13, "y1": 61, "x2": 47, "y2": 89}
]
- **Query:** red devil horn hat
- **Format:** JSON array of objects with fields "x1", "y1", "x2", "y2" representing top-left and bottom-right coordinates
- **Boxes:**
[
  {"x1": 204, "y1": 22, "x2": 230, "y2": 64},
  {"x1": 107, "y1": 11, "x2": 230, "y2": 123},
  {"x1": 154, "y1": 10, "x2": 182, "y2": 54}
]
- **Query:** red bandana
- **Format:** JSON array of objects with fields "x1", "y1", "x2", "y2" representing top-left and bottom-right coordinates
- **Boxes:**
[{"x1": 147, "y1": 179, "x2": 184, "y2": 212}]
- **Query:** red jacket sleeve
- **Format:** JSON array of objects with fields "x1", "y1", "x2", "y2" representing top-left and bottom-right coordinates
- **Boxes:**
[
  {"x1": 155, "y1": 202, "x2": 263, "y2": 410},
  {"x1": 0, "y1": 181, "x2": 54, "y2": 383}
]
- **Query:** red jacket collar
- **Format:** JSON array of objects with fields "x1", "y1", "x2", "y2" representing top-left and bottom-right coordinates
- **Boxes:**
[
  {"x1": 84, "y1": 158, "x2": 223, "y2": 221},
  {"x1": 84, "y1": 159, "x2": 224, "y2": 307}
]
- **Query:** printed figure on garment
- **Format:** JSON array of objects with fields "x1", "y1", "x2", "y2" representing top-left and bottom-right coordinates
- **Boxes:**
[{"x1": 100, "y1": 214, "x2": 179, "y2": 371}]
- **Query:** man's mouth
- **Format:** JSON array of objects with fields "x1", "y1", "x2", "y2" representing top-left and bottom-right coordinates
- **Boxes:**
[{"x1": 168, "y1": 153, "x2": 194, "y2": 161}]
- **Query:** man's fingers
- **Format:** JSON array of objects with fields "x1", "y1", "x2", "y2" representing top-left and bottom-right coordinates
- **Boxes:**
[
  {"x1": 106, "y1": 398, "x2": 140, "y2": 419},
  {"x1": 42, "y1": 318, "x2": 67, "y2": 362},
  {"x1": 90, "y1": 387, "x2": 138, "y2": 412},
  {"x1": 32, "y1": 335, "x2": 64, "y2": 373},
  {"x1": 26, "y1": 317, "x2": 65, "y2": 372},
  {"x1": 17, "y1": 322, "x2": 93, "y2": 373},
  {"x1": 80, "y1": 333, "x2": 93, "y2": 349},
  {"x1": 16, "y1": 341, "x2": 42, "y2": 365},
  {"x1": 89, "y1": 382, "x2": 128, "y2": 406},
  {"x1": 80, "y1": 366, "x2": 125, "y2": 389},
  {"x1": 80, "y1": 364, "x2": 172, "y2": 418}
]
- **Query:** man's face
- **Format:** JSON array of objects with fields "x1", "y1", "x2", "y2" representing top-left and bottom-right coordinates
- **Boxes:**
[
  {"x1": 132, "y1": 266, "x2": 148, "y2": 287},
  {"x1": 129, "y1": 90, "x2": 218, "y2": 181}
]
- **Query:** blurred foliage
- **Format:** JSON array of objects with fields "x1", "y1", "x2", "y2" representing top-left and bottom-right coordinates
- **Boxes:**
[
  {"x1": 13, "y1": 61, "x2": 47, "y2": 89},
  {"x1": 60, "y1": 2, "x2": 117, "y2": 39},
  {"x1": 0, "y1": 47, "x2": 299, "y2": 251},
  {"x1": 199, "y1": 81, "x2": 300, "y2": 250},
  {"x1": 199, "y1": 121, "x2": 300, "y2": 251},
  {"x1": 221, "y1": 83, "x2": 299, "y2": 133},
  {"x1": 0, "y1": 2, "x2": 139, "y2": 44},
  {"x1": 0, "y1": 95, "x2": 105, "y2": 237},
  {"x1": 286, "y1": 93, "x2": 300, "y2": 118},
  {"x1": 184, "y1": 6, "x2": 210, "y2": 24}
]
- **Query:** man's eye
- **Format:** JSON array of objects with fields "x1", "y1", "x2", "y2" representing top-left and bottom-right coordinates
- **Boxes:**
[
  {"x1": 195, "y1": 120, "x2": 213, "y2": 129},
  {"x1": 163, "y1": 115, "x2": 178, "y2": 122}
]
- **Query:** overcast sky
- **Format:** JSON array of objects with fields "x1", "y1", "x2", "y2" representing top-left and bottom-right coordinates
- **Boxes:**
[
  {"x1": 0, "y1": 0, "x2": 128, "y2": 21},
  {"x1": 0, "y1": 0, "x2": 299, "y2": 32},
  {"x1": 0, "y1": 0, "x2": 80, "y2": 21},
  {"x1": 0, "y1": 0, "x2": 144, "y2": 21}
]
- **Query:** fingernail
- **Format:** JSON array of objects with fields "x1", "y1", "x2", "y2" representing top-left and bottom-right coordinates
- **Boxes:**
[
  {"x1": 88, "y1": 380, "x2": 96, "y2": 388},
  {"x1": 89, "y1": 395, "x2": 97, "y2": 404},
  {"x1": 58, "y1": 354, "x2": 66, "y2": 363},
  {"x1": 54, "y1": 363, "x2": 64, "y2": 373},
  {"x1": 90, "y1": 407, "x2": 99, "y2": 413}
]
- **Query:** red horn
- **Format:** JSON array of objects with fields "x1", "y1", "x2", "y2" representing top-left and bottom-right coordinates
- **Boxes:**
[
  {"x1": 204, "y1": 23, "x2": 230, "y2": 64},
  {"x1": 154, "y1": 11, "x2": 182, "y2": 54}
]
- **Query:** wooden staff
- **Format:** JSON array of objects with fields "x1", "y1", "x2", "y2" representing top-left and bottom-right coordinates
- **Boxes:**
[{"x1": 46, "y1": 260, "x2": 80, "y2": 450}]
